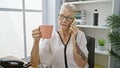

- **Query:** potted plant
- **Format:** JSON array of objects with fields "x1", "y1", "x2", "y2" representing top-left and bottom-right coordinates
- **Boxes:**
[
  {"x1": 97, "y1": 39, "x2": 106, "y2": 51},
  {"x1": 106, "y1": 14, "x2": 120, "y2": 61}
]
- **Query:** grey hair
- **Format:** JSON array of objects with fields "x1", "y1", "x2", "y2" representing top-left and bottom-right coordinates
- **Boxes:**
[{"x1": 60, "y1": 3, "x2": 77, "y2": 13}]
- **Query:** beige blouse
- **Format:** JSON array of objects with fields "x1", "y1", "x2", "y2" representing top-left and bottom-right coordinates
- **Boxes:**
[{"x1": 39, "y1": 30, "x2": 88, "y2": 68}]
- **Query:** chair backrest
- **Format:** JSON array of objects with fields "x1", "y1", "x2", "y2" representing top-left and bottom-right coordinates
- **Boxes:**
[{"x1": 86, "y1": 36, "x2": 95, "y2": 68}]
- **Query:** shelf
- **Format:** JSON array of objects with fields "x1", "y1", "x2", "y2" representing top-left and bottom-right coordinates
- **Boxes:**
[
  {"x1": 95, "y1": 48, "x2": 109, "y2": 55},
  {"x1": 76, "y1": 25, "x2": 109, "y2": 29},
  {"x1": 64, "y1": 0, "x2": 112, "y2": 5}
]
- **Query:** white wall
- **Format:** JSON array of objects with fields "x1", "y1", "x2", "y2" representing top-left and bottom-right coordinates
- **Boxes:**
[{"x1": 43, "y1": 0, "x2": 62, "y2": 30}]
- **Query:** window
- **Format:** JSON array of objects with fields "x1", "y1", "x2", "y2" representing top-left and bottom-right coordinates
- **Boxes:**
[{"x1": 0, "y1": 0, "x2": 42, "y2": 58}]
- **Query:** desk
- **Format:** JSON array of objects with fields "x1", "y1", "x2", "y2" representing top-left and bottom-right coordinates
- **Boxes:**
[{"x1": 0, "y1": 56, "x2": 32, "y2": 68}]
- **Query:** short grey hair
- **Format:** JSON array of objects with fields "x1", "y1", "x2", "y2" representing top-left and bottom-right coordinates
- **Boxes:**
[{"x1": 60, "y1": 3, "x2": 77, "y2": 13}]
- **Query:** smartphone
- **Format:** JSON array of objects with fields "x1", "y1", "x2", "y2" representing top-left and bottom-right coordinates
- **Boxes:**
[{"x1": 69, "y1": 18, "x2": 75, "y2": 33}]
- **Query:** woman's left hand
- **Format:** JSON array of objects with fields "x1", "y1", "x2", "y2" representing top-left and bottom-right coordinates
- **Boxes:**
[{"x1": 70, "y1": 23, "x2": 79, "y2": 40}]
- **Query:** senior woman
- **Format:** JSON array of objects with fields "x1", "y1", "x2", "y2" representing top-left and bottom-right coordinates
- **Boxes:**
[{"x1": 31, "y1": 3, "x2": 88, "y2": 68}]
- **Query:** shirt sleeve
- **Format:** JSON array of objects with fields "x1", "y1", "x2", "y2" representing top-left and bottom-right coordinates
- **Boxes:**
[
  {"x1": 39, "y1": 39, "x2": 52, "y2": 67},
  {"x1": 76, "y1": 30, "x2": 88, "y2": 58}
]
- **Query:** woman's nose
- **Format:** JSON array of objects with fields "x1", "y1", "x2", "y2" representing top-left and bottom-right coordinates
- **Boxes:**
[{"x1": 62, "y1": 18, "x2": 67, "y2": 22}]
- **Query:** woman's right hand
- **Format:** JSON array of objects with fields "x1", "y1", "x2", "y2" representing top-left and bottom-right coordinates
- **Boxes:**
[{"x1": 32, "y1": 26, "x2": 42, "y2": 41}]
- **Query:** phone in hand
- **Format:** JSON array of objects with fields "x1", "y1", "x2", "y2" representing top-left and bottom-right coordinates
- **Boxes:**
[{"x1": 69, "y1": 18, "x2": 75, "y2": 33}]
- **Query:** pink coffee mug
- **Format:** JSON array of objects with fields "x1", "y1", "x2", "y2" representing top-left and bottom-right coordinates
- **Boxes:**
[{"x1": 40, "y1": 25, "x2": 53, "y2": 39}]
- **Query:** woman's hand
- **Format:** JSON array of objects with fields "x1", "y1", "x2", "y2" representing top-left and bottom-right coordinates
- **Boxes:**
[
  {"x1": 70, "y1": 23, "x2": 78, "y2": 40},
  {"x1": 32, "y1": 26, "x2": 42, "y2": 41},
  {"x1": 31, "y1": 26, "x2": 41, "y2": 66}
]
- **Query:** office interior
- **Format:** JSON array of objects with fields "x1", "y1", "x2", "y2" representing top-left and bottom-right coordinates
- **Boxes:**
[{"x1": 0, "y1": 0, "x2": 120, "y2": 68}]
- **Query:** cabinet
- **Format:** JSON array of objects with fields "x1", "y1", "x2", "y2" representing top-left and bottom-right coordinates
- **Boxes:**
[{"x1": 63, "y1": 0, "x2": 113, "y2": 68}]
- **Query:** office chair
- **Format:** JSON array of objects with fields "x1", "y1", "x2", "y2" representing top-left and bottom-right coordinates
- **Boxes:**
[{"x1": 86, "y1": 36, "x2": 95, "y2": 68}]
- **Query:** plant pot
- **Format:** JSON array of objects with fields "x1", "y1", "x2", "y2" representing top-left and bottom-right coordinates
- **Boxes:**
[{"x1": 97, "y1": 46, "x2": 105, "y2": 51}]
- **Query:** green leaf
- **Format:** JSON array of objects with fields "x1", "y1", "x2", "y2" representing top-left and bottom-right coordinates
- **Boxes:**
[
  {"x1": 107, "y1": 14, "x2": 120, "y2": 29},
  {"x1": 98, "y1": 39, "x2": 105, "y2": 46},
  {"x1": 107, "y1": 14, "x2": 120, "y2": 61},
  {"x1": 109, "y1": 49, "x2": 120, "y2": 60}
]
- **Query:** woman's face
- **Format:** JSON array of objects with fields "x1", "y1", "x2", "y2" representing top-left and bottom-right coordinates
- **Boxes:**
[{"x1": 58, "y1": 8, "x2": 75, "y2": 31}]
